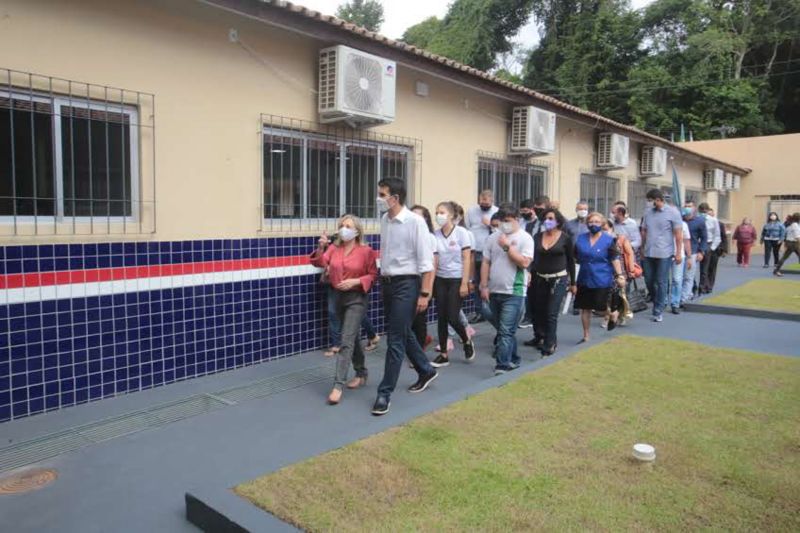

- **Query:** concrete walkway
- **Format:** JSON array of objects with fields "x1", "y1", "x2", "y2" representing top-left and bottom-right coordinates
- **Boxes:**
[{"x1": 0, "y1": 261, "x2": 797, "y2": 533}]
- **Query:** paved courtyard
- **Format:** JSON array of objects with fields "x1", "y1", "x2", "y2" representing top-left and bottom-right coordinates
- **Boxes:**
[{"x1": 0, "y1": 261, "x2": 797, "y2": 533}]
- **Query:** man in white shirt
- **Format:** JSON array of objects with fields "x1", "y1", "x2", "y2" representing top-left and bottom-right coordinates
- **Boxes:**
[
  {"x1": 480, "y1": 205, "x2": 534, "y2": 375},
  {"x1": 373, "y1": 178, "x2": 438, "y2": 416},
  {"x1": 466, "y1": 190, "x2": 498, "y2": 323},
  {"x1": 698, "y1": 202, "x2": 722, "y2": 294}
]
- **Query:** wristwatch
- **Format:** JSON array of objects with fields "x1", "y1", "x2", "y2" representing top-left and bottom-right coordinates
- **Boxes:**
[{"x1": 420, "y1": 291, "x2": 430, "y2": 298}]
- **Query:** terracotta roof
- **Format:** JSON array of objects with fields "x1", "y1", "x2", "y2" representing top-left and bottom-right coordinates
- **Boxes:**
[{"x1": 217, "y1": 0, "x2": 751, "y2": 174}]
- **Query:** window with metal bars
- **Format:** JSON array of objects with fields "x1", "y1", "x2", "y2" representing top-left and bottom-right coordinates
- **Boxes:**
[
  {"x1": 580, "y1": 173, "x2": 619, "y2": 216},
  {"x1": 717, "y1": 192, "x2": 731, "y2": 221},
  {"x1": 262, "y1": 125, "x2": 410, "y2": 224},
  {"x1": 1, "y1": 91, "x2": 138, "y2": 222},
  {"x1": 627, "y1": 180, "x2": 649, "y2": 221},
  {"x1": 477, "y1": 156, "x2": 547, "y2": 206}
]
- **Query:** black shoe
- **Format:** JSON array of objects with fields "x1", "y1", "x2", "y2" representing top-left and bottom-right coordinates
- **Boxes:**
[
  {"x1": 541, "y1": 345, "x2": 557, "y2": 357},
  {"x1": 493, "y1": 365, "x2": 513, "y2": 376},
  {"x1": 679, "y1": 303, "x2": 686, "y2": 309},
  {"x1": 408, "y1": 370, "x2": 438, "y2": 393},
  {"x1": 671, "y1": 306, "x2": 680, "y2": 315},
  {"x1": 463, "y1": 341, "x2": 475, "y2": 362},
  {"x1": 524, "y1": 337, "x2": 544, "y2": 348},
  {"x1": 607, "y1": 319, "x2": 618, "y2": 331},
  {"x1": 468, "y1": 314, "x2": 485, "y2": 324},
  {"x1": 431, "y1": 354, "x2": 450, "y2": 368},
  {"x1": 518, "y1": 318, "x2": 533, "y2": 329},
  {"x1": 371, "y1": 396, "x2": 390, "y2": 416}
]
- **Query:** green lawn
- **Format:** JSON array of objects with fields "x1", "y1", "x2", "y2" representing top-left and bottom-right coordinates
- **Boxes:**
[
  {"x1": 786, "y1": 262, "x2": 800, "y2": 271},
  {"x1": 235, "y1": 336, "x2": 800, "y2": 532},
  {"x1": 704, "y1": 279, "x2": 800, "y2": 313}
]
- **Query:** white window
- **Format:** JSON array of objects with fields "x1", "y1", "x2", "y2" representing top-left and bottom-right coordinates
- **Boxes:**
[
  {"x1": 1, "y1": 91, "x2": 139, "y2": 223},
  {"x1": 477, "y1": 157, "x2": 547, "y2": 205},
  {"x1": 263, "y1": 127, "x2": 410, "y2": 221}
]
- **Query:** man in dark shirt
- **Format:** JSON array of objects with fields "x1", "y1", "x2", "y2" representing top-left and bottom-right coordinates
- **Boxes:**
[{"x1": 680, "y1": 201, "x2": 707, "y2": 310}]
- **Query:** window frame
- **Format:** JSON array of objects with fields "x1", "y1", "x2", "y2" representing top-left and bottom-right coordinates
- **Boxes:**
[
  {"x1": 477, "y1": 156, "x2": 548, "y2": 206},
  {"x1": 261, "y1": 126, "x2": 411, "y2": 224},
  {"x1": 579, "y1": 173, "x2": 619, "y2": 216},
  {"x1": 0, "y1": 89, "x2": 140, "y2": 225}
]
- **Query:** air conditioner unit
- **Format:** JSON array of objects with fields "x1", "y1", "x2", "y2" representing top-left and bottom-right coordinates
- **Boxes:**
[
  {"x1": 639, "y1": 145, "x2": 667, "y2": 177},
  {"x1": 318, "y1": 45, "x2": 396, "y2": 126},
  {"x1": 596, "y1": 133, "x2": 629, "y2": 169},
  {"x1": 510, "y1": 106, "x2": 556, "y2": 155},
  {"x1": 703, "y1": 168, "x2": 724, "y2": 190},
  {"x1": 731, "y1": 174, "x2": 741, "y2": 190},
  {"x1": 722, "y1": 172, "x2": 733, "y2": 190}
]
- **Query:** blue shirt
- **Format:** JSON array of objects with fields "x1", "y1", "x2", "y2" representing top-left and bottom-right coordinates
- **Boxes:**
[
  {"x1": 761, "y1": 221, "x2": 786, "y2": 241},
  {"x1": 565, "y1": 218, "x2": 589, "y2": 241},
  {"x1": 685, "y1": 216, "x2": 709, "y2": 255},
  {"x1": 575, "y1": 232, "x2": 619, "y2": 289},
  {"x1": 642, "y1": 205, "x2": 683, "y2": 259}
]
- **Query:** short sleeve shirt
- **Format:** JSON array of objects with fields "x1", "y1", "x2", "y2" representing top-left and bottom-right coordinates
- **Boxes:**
[
  {"x1": 484, "y1": 229, "x2": 534, "y2": 296},
  {"x1": 642, "y1": 205, "x2": 683, "y2": 259},
  {"x1": 434, "y1": 226, "x2": 471, "y2": 279}
]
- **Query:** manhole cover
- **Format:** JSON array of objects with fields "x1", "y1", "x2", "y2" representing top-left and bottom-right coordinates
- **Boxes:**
[{"x1": 0, "y1": 468, "x2": 58, "y2": 494}]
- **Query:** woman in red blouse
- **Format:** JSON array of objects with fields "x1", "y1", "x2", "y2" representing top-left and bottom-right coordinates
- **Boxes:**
[{"x1": 310, "y1": 215, "x2": 378, "y2": 405}]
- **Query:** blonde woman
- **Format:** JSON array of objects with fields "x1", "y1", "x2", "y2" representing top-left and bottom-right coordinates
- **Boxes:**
[
  {"x1": 574, "y1": 213, "x2": 625, "y2": 343},
  {"x1": 310, "y1": 215, "x2": 378, "y2": 405}
]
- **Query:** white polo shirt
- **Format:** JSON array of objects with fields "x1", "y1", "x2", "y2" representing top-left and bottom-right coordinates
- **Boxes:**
[
  {"x1": 380, "y1": 206, "x2": 435, "y2": 276},
  {"x1": 434, "y1": 225, "x2": 471, "y2": 279}
]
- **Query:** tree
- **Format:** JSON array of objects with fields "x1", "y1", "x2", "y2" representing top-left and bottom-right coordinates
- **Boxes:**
[
  {"x1": 336, "y1": 0, "x2": 384, "y2": 32},
  {"x1": 401, "y1": 0, "x2": 535, "y2": 71}
]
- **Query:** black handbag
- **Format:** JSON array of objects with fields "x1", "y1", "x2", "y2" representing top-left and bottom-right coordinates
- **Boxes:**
[{"x1": 626, "y1": 277, "x2": 649, "y2": 313}]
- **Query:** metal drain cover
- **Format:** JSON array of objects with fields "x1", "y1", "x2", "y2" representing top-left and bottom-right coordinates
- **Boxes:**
[{"x1": 0, "y1": 468, "x2": 58, "y2": 494}]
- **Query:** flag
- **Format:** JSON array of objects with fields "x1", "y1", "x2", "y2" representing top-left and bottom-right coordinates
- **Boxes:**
[
  {"x1": 672, "y1": 165, "x2": 683, "y2": 207},
  {"x1": 679, "y1": 123, "x2": 686, "y2": 142}
]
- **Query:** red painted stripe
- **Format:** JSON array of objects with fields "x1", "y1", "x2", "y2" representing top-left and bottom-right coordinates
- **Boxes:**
[{"x1": 0, "y1": 255, "x2": 312, "y2": 289}]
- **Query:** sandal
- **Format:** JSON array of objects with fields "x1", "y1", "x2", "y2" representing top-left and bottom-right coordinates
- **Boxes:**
[
  {"x1": 364, "y1": 336, "x2": 380, "y2": 352},
  {"x1": 323, "y1": 346, "x2": 341, "y2": 357},
  {"x1": 346, "y1": 376, "x2": 368, "y2": 389},
  {"x1": 327, "y1": 388, "x2": 342, "y2": 405}
]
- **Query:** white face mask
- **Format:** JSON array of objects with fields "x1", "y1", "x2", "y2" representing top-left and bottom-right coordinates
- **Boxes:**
[
  {"x1": 339, "y1": 226, "x2": 358, "y2": 242},
  {"x1": 435, "y1": 214, "x2": 449, "y2": 227},
  {"x1": 500, "y1": 222, "x2": 514, "y2": 234},
  {"x1": 376, "y1": 196, "x2": 390, "y2": 213},
  {"x1": 577, "y1": 209, "x2": 589, "y2": 219}
]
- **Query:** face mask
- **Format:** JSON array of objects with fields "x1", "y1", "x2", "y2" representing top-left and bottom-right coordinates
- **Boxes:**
[
  {"x1": 500, "y1": 222, "x2": 514, "y2": 235},
  {"x1": 376, "y1": 196, "x2": 390, "y2": 213},
  {"x1": 646, "y1": 201, "x2": 655, "y2": 209},
  {"x1": 577, "y1": 209, "x2": 589, "y2": 219},
  {"x1": 339, "y1": 227, "x2": 357, "y2": 242},
  {"x1": 435, "y1": 214, "x2": 449, "y2": 227},
  {"x1": 543, "y1": 219, "x2": 558, "y2": 231},
  {"x1": 479, "y1": 204, "x2": 491, "y2": 212},
  {"x1": 770, "y1": 216, "x2": 777, "y2": 221},
  {"x1": 521, "y1": 212, "x2": 532, "y2": 221},
  {"x1": 588, "y1": 224, "x2": 602, "y2": 234},
  {"x1": 681, "y1": 207, "x2": 692, "y2": 217}
]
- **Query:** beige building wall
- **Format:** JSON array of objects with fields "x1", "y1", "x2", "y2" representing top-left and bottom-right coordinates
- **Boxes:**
[
  {"x1": 686, "y1": 134, "x2": 800, "y2": 226},
  {"x1": 0, "y1": 0, "x2": 748, "y2": 243}
]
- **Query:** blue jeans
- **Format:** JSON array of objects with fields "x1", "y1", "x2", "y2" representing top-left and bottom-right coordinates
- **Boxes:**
[
  {"x1": 473, "y1": 254, "x2": 492, "y2": 320},
  {"x1": 489, "y1": 293, "x2": 523, "y2": 369},
  {"x1": 361, "y1": 312, "x2": 376, "y2": 340},
  {"x1": 669, "y1": 259, "x2": 685, "y2": 308},
  {"x1": 644, "y1": 257, "x2": 672, "y2": 317},
  {"x1": 681, "y1": 253, "x2": 699, "y2": 303},
  {"x1": 378, "y1": 277, "x2": 435, "y2": 398},
  {"x1": 326, "y1": 286, "x2": 342, "y2": 347}
]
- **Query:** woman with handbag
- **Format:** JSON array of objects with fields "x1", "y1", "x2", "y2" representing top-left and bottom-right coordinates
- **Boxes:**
[
  {"x1": 527, "y1": 208, "x2": 575, "y2": 356},
  {"x1": 310, "y1": 215, "x2": 378, "y2": 405}
]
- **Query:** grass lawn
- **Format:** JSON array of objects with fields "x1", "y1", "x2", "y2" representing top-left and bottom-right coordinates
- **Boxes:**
[
  {"x1": 786, "y1": 262, "x2": 800, "y2": 271},
  {"x1": 704, "y1": 279, "x2": 800, "y2": 313},
  {"x1": 235, "y1": 336, "x2": 800, "y2": 532}
]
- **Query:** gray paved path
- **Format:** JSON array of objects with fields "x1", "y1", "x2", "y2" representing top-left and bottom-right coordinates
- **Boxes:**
[{"x1": 0, "y1": 261, "x2": 797, "y2": 533}]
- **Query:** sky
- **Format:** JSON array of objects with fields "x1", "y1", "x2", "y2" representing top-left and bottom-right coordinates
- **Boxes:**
[{"x1": 296, "y1": 0, "x2": 655, "y2": 43}]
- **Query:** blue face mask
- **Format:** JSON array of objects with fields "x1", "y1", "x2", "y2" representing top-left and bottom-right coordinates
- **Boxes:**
[
  {"x1": 588, "y1": 224, "x2": 602, "y2": 234},
  {"x1": 681, "y1": 207, "x2": 693, "y2": 217},
  {"x1": 543, "y1": 219, "x2": 558, "y2": 231}
]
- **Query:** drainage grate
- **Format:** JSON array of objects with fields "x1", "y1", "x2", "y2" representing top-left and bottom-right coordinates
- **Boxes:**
[
  {"x1": 0, "y1": 468, "x2": 58, "y2": 494},
  {"x1": 0, "y1": 361, "x2": 334, "y2": 473}
]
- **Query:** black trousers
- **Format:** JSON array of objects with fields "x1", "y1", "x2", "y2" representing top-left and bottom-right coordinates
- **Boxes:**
[
  {"x1": 434, "y1": 277, "x2": 469, "y2": 350},
  {"x1": 764, "y1": 240, "x2": 781, "y2": 266},
  {"x1": 700, "y1": 247, "x2": 721, "y2": 292},
  {"x1": 531, "y1": 275, "x2": 569, "y2": 350}
]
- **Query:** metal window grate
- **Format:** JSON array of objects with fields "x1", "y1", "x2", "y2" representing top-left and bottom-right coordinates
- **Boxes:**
[
  {"x1": 580, "y1": 173, "x2": 619, "y2": 216},
  {"x1": 0, "y1": 67, "x2": 156, "y2": 237},
  {"x1": 260, "y1": 114, "x2": 422, "y2": 235},
  {"x1": 476, "y1": 151, "x2": 549, "y2": 206},
  {"x1": 627, "y1": 180, "x2": 649, "y2": 220}
]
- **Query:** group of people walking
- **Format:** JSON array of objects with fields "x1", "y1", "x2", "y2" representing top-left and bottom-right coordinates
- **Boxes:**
[
  {"x1": 731, "y1": 212, "x2": 800, "y2": 274},
  {"x1": 311, "y1": 180, "x2": 799, "y2": 416}
]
